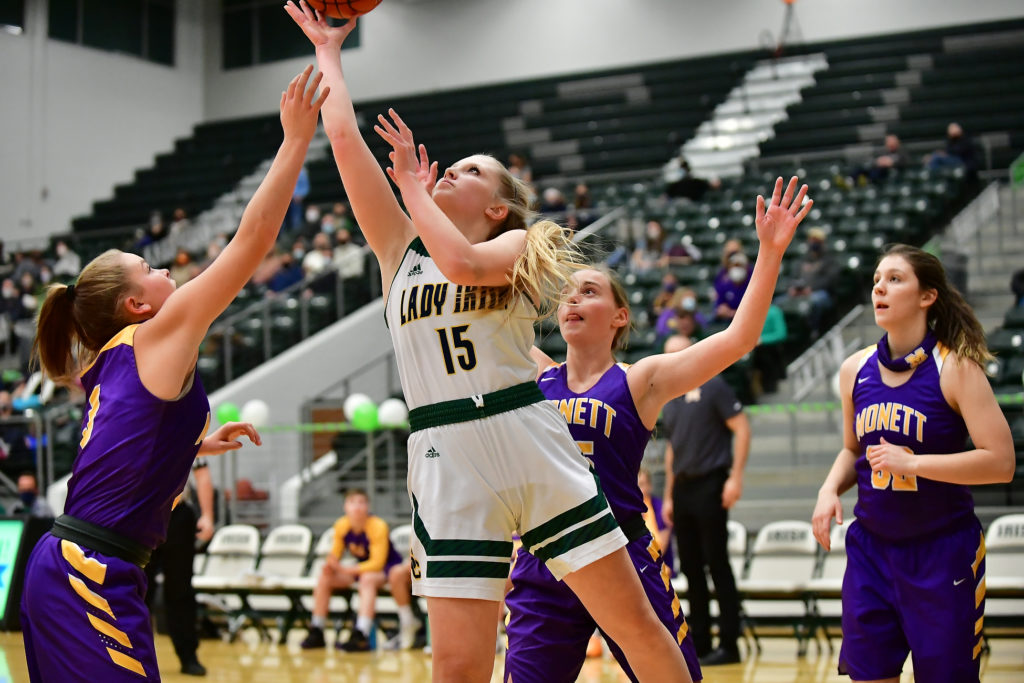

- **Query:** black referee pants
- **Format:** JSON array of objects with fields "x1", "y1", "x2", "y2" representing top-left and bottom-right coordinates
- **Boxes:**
[{"x1": 672, "y1": 467, "x2": 741, "y2": 655}]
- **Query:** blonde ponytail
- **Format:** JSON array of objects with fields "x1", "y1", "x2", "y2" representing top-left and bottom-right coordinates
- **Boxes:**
[{"x1": 503, "y1": 219, "x2": 586, "y2": 319}]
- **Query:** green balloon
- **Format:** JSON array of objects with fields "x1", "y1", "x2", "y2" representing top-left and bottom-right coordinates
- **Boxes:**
[
  {"x1": 216, "y1": 401, "x2": 241, "y2": 425},
  {"x1": 351, "y1": 401, "x2": 379, "y2": 432}
]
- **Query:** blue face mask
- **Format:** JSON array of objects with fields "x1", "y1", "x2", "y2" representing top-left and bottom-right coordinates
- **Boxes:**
[{"x1": 19, "y1": 492, "x2": 36, "y2": 507}]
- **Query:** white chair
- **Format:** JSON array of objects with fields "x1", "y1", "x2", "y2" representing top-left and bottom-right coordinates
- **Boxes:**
[
  {"x1": 737, "y1": 520, "x2": 818, "y2": 655},
  {"x1": 806, "y1": 520, "x2": 853, "y2": 650},
  {"x1": 192, "y1": 524, "x2": 261, "y2": 590},
  {"x1": 281, "y1": 527, "x2": 350, "y2": 616},
  {"x1": 192, "y1": 524, "x2": 261, "y2": 634},
  {"x1": 248, "y1": 524, "x2": 314, "y2": 615},
  {"x1": 727, "y1": 519, "x2": 749, "y2": 581},
  {"x1": 984, "y1": 514, "x2": 1024, "y2": 625}
]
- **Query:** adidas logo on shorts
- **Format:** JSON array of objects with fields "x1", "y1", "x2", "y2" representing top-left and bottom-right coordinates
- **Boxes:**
[
  {"x1": 408, "y1": 263, "x2": 423, "y2": 277},
  {"x1": 424, "y1": 447, "x2": 440, "y2": 459}
]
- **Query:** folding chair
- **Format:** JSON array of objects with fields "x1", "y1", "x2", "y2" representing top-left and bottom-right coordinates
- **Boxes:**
[
  {"x1": 248, "y1": 524, "x2": 313, "y2": 639},
  {"x1": 806, "y1": 520, "x2": 852, "y2": 651},
  {"x1": 983, "y1": 514, "x2": 1024, "y2": 638},
  {"x1": 737, "y1": 520, "x2": 818, "y2": 655},
  {"x1": 192, "y1": 524, "x2": 261, "y2": 639}
]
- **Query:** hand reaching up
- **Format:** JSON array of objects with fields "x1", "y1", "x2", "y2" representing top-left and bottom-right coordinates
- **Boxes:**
[
  {"x1": 280, "y1": 65, "x2": 329, "y2": 144},
  {"x1": 284, "y1": 0, "x2": 358, "y2": 52},
  {"x1": 755, "y1": 176, "x2": 813, "y2": 258},
  {"x1": 375, "y1": 108, "x2": 439, "y2": 194}
]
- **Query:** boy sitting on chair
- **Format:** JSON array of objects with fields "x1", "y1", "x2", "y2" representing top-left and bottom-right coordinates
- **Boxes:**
[{"x1": 301, "y1": 488, "x2": 420, "y2": 651}]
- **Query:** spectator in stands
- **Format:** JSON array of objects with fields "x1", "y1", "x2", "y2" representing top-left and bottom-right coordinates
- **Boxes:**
[
  {"x1": 573, "y1": 183, "x2": 592, "y2": 211},
  {"x1": 751, "y1": 299, "x2": 788, "y2": 396},
  {"x1": 666, "y1": 234, "x2": 701, "y2": 266},
  {"x1": 849, "y1": 134, "x2": 908, "y2": 185},
  {"x1": 266, "y1": 248, "x2": 304, "y2": 294},
  {"x1": 713, "y1": 240, "x2": 752, "y2": 322},
  {"x1": 52, "y1": 241, "x2": 81, "y2": 280},
  {"x1": 169, "y1": 207, "x2": 191, "y2": 235},
  {"x1": 170, "y1": 249, "x2": 196, "y2": 288},
  {"x1": 651, "y1": 273, "x2": 680, "y2": 317},
  {"x1": 301, "y1": 488, "x2": 421, "y2": 652},
  {"x1": 18, "y1": 272, "x2": 39, "y2": 315},
  {"x1": 11, "y1": 472, "x2": 53, "y2": 517},
  {"x1": 507, "y1": 153, "x2": 533, "y2": 184},
  {"x1": 302, "y1": 232, "x2": 335, "y2": 277},
  {"x1": 663, "y1": 154, "x2": 720, "y2": 201},
  {"x1": 925, "y1": 122, "x2": 978, "y2": 180},
  {"x1": 631, "y1": 220, "x2": 669, "y2": 274},
  {"x1": 784, "y1": 226, "x2": 839, "y2": 339},
  {"x1": 333, "y1": 229, "x2": 365, "y2": 280},
  {"x1": 11, "y1": 252, "x2": 39, "y2": 286},
  {"x1": 656, "y1": 287, "x2": 707, "y2": 342},
  {"x1": 330, "y1": 202, "x2": 357, "y2": 235},
  {"x1": 136, "y1": 214, "x2": 168, "y2": 250},
  {"x1": 539, "y1": 187, "x2": 568, "y2": 213},
  {"x1": 1012, "y1": 267, "x2": 1024, "y2": 308},
  {"x1": 286, "y1": 165, "x2": 311, "y2": 231},
  {"x1": 661, "y1": 334, "x2": 750, "y2": 666},
  {"x1": 304, "y1": 204, "x2": 322, "y2": 234},
  {"x1": 0, "y1": 392, "x2": 33, "y2": 479}
]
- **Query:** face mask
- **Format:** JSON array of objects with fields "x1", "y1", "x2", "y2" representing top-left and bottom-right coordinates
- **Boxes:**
[
  {"x1": 809, "y1": 242, "x2": 824, "y2": 255},
  {"x1": 56, "y1": 245, "x2": 67, "y2": 257},
  {"x1": 19, "y1": 492, "x2": 36, "y2": 507},
  {"x1": 728, "y1": 266, "x2": 747, "y2": 283},
  {"x1": 321, "y1": 217, "x2": 336, "y2": 234},
  {"x1": 2, "y1": 287, "x2": 15, "y2": 298},
  {"x1": 681, "y1": 296, "x2": 696, "y2": 311},
  {"x1": 292, "y1": 249, "x2": 305, "y2": 260},
  {"x1": 663, "y1": 282, "x2": 677, "y2": 293},
  {"x1": 305, "y1": 207, "x2": 321, "y2": 224}
]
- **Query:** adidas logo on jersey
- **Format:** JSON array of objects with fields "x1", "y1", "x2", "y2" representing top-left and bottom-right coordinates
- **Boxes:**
[
  {"x1": 407, "y1": 263, "x2": 423, "y2": 277},
  {"x1": 424, "y1": 447, "x2": 440, "y2": 459}
]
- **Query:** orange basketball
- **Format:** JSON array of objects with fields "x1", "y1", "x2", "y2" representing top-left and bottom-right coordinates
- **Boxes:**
[{"x1": 304, "y1": 0, "x2": 382, "y2": 19}]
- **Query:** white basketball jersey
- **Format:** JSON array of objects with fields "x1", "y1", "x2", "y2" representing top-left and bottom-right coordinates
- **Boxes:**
[{"x1": 385, "y1": 238, "x2": 538, "y2": 409}]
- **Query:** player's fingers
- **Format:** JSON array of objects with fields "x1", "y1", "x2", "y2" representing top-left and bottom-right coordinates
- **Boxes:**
[
  {"x1": 304, "y1": 70, "x2": 323, "y2": 104},
  {"x1": 755, "y1": 194, "x2": 765, "y2": 221},
  {"x1": 312, "y1": 85, "x2": 330, "y2": 111},
  {"x1": 794, "y1": 198, "x2": 814, "y2": 224},
  {"x1": 790, "y1": 183, "x2": 808, "y2": 215},
  {"x1": 389, "y1": 108, "x2": 413, "y2": 139},
  {"x1": 770, "y1": 176, "x2": 783, "y2": 207},
  {"x1": 780, "y1": 176, "x2": 798, "y2": 209}
]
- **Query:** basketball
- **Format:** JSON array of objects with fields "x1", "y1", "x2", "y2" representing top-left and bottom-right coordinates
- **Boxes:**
[{"x1": 304, "y1": 0, "x2": 382, "y2": 19}]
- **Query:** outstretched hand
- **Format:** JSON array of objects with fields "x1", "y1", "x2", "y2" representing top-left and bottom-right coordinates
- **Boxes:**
[
  {"x1": 755, "y1": 176, "x2": 813, "y2": 257},
  {"x1": 375, "y1": 108, "x2": 438, "y2": 194},
  {"x1": 199, "y1": 422, "x2": 262, "y2": 457},
  {"x1": 284, "y1": 0, "x2": 357, "y2": 51},
  {"x1": 280, "y1": 65, "x2": 329, "y2": 143}
]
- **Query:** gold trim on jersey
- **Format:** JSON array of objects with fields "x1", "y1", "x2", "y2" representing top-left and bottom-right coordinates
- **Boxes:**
[{"x1": 79, "y1": 324, "x2": 139, "y2": 377}]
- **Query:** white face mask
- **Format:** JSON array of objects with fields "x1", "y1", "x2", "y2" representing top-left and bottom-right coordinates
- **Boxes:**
[
  {"x1": 681, "y1": 296, "x2": 696, "y2": 311},
  {"x1": 728, "y1": 266, "x2": 748, "y2": 283},
  {"x1": 305, "y1": 207, "x2": 321, "y2": 224}
]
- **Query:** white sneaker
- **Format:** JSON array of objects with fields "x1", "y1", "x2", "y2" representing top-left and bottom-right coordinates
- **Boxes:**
[{"x1": 399, "y1": 617, "x2": 423, "y2": 650}]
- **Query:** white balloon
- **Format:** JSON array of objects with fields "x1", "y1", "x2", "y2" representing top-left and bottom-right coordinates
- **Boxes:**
[
  {"x1": 830, "y1": 370, "x2": 842, "y2": 400},
  {"x1": 343, "y1": 393, "x2": 373, "y2": 421},
  {"x1": 378, "y1": 398, "x2": 409, "y2": 427},
  {"x1": 241, "y1": 399, "x2": 270, "y2": 427}
]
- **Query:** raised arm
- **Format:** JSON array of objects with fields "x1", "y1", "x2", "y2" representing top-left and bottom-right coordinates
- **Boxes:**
[
  {"x1": 866, "y1": 355, "x2": 1014, "y2": 486},
  {"x1": 285, "y1": 1, "x2": 415, "y2": 282},
  {"x1": 812, "y1": 352, "x2": 861, "y2": 550},
  {"x1": 375, "y1": 109, "x2": 527, "y2": 286},
  {"x1": 135, "y1": 67, "x2": 327, "y2": 399},
  {"x1": 628, "y1": 177, "x2": 812, "y2": 426}
]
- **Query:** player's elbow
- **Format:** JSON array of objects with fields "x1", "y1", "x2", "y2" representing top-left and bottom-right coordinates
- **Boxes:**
[{"x1": 995, "y1": 450, "x2": 1016, "y2": 483}]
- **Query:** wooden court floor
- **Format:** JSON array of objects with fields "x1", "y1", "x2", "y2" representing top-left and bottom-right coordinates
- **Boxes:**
[{"x1": 2, "y1": 630, "x2": 1022, "y2": 682}]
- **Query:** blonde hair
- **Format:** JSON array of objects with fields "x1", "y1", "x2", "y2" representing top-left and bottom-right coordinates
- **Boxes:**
[
  {"x1": 33, "y1": 250, "x2": 136, "y2": 384},
  {"x1": 484, "y1": 157, "x2": 586, "y2": 319}
]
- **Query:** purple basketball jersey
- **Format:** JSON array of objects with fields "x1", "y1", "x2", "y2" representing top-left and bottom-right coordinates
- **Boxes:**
[
  {"x1": 65, "y1": 324, "x2": 211, "y2": 549},
  {"x1": 851, "y1": 343, "x2": 973, "y2": 541},
  {"x1": 538, "y1": 362, "x2": 650, "y2": 523}
]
